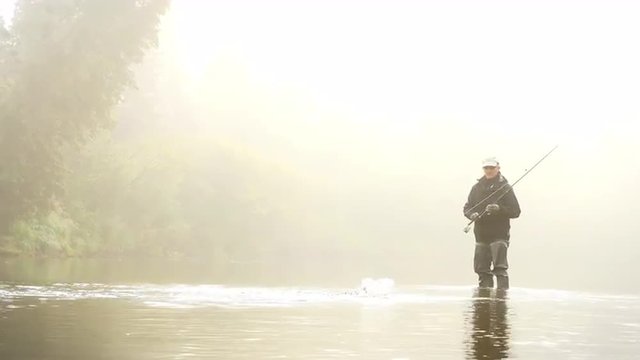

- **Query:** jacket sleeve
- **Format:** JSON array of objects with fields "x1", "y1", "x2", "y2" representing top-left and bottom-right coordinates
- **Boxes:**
[
  {"x1": 499, "y1": 185, "x2": 521, "y2": 218},
  {"x1": 463, "y1": 185, "x2": 477, "y2": 219}
]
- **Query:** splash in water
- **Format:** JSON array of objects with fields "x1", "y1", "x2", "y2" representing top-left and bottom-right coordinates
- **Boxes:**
[{"x1": 357, "y1": 277, "x2": 395, "y2": 296}]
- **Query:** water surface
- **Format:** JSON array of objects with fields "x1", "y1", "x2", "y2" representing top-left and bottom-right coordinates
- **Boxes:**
[{"x1": 1, "y1": 278, "x2": 639, "y2": 359}]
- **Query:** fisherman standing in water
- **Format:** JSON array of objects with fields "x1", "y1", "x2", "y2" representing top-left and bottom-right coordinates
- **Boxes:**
[{"x1": 463, "y1": 157, "x2": 521, "y2": 289}]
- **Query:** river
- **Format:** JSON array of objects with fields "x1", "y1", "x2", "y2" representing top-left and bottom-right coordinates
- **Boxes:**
[{"x1": 0, "y1": 259, "x2": 638, "y2": 359}]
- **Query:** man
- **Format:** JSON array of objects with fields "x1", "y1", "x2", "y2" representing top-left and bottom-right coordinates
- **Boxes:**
[{"x1": 463, "y1": 157, "x2": 521, "y2": 289}]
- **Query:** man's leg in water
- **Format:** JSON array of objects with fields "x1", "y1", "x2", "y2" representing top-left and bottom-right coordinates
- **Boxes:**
[
  {"x1": 490, "y1": 240, "x2": 509, "y2": 289},
  {"x1": 474, "y1": 242, "x2": 494, "y2": 288}
]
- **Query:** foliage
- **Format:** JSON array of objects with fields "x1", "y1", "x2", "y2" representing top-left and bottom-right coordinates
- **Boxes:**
[
  {"x1": 0, "y1": 1, "x2": 316, "y2": 259},
  {"x1": 3, "y1": 204, "x2": 84, "y2": 256},
  {"x1": 0, "y1": 0, "x2": 169, "y2": 233}
]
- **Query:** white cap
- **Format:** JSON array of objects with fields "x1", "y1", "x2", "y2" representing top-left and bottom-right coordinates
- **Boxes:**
[{"x1": 481, "y1": 157, "x2": 499, "y2": 167}]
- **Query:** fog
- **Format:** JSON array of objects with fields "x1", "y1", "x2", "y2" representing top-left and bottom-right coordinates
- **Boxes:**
[{"x1": 2, "y1": 0, "x2": 640, "y2": 293}]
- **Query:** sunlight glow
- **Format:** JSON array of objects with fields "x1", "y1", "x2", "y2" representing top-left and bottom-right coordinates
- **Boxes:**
[{"x1": 164, "y1": 1, "x2": 640, "y2": 152}]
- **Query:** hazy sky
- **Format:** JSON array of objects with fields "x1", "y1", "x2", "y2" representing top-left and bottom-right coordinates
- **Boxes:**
[
  {"x1": 3, "y1": 0, "x2": 640, "y2": 291},
  {"x1": 158, "y1": 0, "x2": 640, "y2": 185},
  {"x1": 165, "y1": 1, "x2": 638, "y2": 134},
  {"x1": 160, "y1": 0, "x2": 640, "y2": 292}
]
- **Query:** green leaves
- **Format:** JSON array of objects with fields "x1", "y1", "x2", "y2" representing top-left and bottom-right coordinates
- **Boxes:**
[{"x1": 0, "y1": 0, "x2": 169, "y2": 232}]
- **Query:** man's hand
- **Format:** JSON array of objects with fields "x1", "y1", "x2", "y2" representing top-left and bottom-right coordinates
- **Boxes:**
[
  {"x1": 485, "y1": 204, "x2": 500, "y2": 213},
  {"x1": 469, "y1": 212, "x2": 479, "y2": 220}
]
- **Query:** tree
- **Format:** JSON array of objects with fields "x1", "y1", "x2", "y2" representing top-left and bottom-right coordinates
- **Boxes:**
[{"x1": 0, "y1": 0, "x2": 169, "y2": 233}]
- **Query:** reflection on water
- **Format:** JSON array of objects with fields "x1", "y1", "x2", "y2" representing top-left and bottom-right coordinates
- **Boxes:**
[{"x1": 466, "y1": 288, "x2": 510, "y2": 359}]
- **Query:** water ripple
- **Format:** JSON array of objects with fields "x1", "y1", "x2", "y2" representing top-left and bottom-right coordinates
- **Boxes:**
[{"x1": 0, "y1": 282, "x2": 638, "y2": 309}]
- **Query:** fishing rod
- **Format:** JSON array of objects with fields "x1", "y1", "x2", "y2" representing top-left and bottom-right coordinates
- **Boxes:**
[{"x1": 463, "y1": 145, "x2": 559, "y2": 233}]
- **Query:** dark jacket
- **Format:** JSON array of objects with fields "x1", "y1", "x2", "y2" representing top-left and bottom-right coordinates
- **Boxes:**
[{"x1": 463, "y1": 173, "x2": 521, "y2": 243}]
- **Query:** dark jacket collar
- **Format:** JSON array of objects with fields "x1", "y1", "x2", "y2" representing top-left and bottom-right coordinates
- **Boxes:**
[{"x1": 478, "y1": 172, "x2": 507, "y2": 184}]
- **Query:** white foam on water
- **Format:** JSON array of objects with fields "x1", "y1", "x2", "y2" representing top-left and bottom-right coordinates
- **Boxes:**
[
  {"x1": 0, "y1": 280, "x2": 638, "y2": 309},
  {"x1": 358, "y1": 277, "x2": 395, "y2": 296}
]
